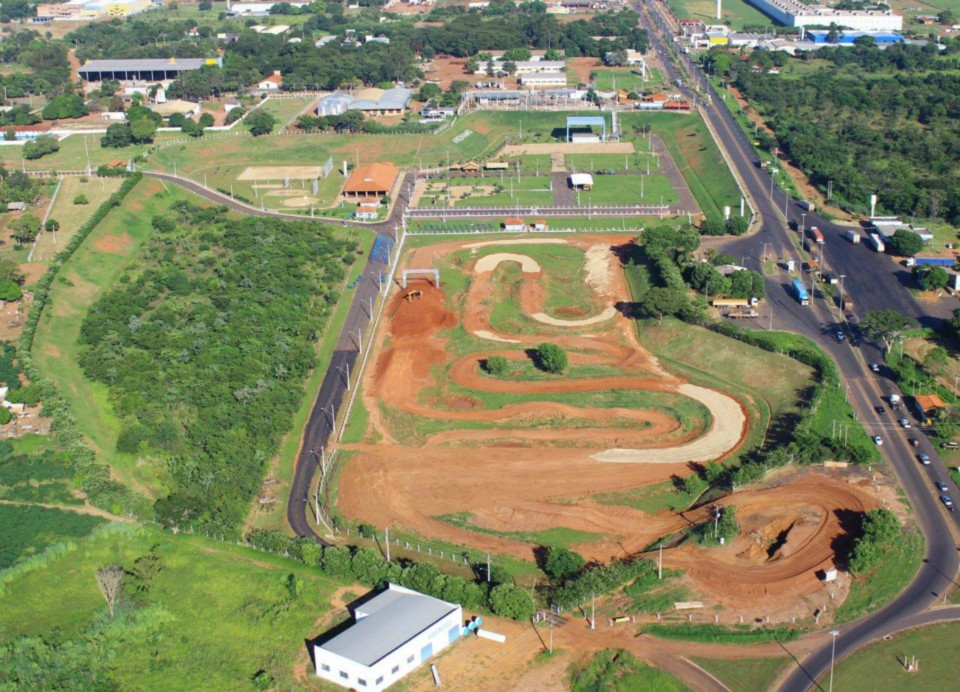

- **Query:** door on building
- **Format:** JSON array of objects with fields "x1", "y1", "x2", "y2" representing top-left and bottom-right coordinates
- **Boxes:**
[
  {"x1": 448, "y1": 625, "x2": 460, "y2": 643},
  {"x1": 420, "y1": 643, "x2": 433, "y2": 662}
]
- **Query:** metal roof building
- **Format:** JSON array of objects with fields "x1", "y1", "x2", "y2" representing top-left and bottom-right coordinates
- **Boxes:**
[
  {"x1": 313, "y1": 584, "x2": 463, "y2": 691},
  {"x1": 78, "y1": 58, "x2": 221, "y2": 82}
]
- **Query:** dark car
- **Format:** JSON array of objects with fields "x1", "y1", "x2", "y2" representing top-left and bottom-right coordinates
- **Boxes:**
[
  {"x1": 940, "y1": 495, "x2": 954, "y2": 510},
  {"x1": 909, "y1": 438, "x2": 920, "y2": 448},
  {"x1": 936, "y1": 481, "x2": 949, "y2": 492},
  {"x1": 875, "y1": 406, "x2": 885, "y2": 416},
  {"x1": 918, "y1": 454, "x2": 931, "y2": 465}
]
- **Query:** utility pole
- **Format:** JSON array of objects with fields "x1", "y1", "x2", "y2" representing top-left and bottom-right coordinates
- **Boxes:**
[
  {"x1": 486, "y1": 554, "x2": 491, "y2": 583},
  {"x1": 591, "y1": 593, "x2": 595, "y2": 630},
  {"x1": 713, "y1": 505, "x2": 721, "y2": 538},
  {"x1": 658, "y1": 544, "x2": 663, "y2": 579},
  {"x1": 385, "y1": 526, "x2": 390, "y2": 561}
]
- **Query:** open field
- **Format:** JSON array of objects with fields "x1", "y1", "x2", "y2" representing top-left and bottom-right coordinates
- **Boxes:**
[
  {"x1": 31, "y1": 178, "x2": 192, "y2": 498},
  {"x1": 31, "y1": 177, "x2": 124, "y2": 263},
  {"x1": 590, "y1": 68, "x2": 665, "y2": 92},
  {"x1": 3, "y1": 132, "x2": 183, "y2": 172},
  {"x1": 261, "y1": 96, "x2": 316, "y2": 130},
  {"x1": 577, "y1": 174, "x2": 679, "y2": 206},
  {"x1": 825, "y1": 622, "x2": 960, "y2": 691},
  {"x1": 691, "y1": 656, "x2": 792, "y2": 691},
  {"x1": 667, "y1": 0, "x2": 774, "y2": 29},
  {"x1": 0, "y1": 523, "x2": 339, "y2": 689}
]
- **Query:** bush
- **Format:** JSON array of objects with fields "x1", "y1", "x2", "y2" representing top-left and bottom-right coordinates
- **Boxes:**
[
  {"x1": 73, "y1": 194, "x2": 89, "y2": 205},
  {"x1": 848, "y1": 508, "x2": 899, "y2": 573},
  {"x1": 0, "y1": 279, "x2": 23, "y2": 302},
  {"x1": 534, "y1": 343, "x2": 567, "y2": 373},
  {"x1": 541, "y1": 547, "x2": 585, "y2": 582},
  {"x1": 483, "y1": 355, "x2": 508, "y2": 376},
  {"x1": 489, "y1": 583, "x2": 535, "y2": 620},
  {"x1": 23, "y1": 135, "x2": 60, "y2": 160},
  {"x1": 246, "y1": 110, "x2": 277, "y2": 136},
  {"x1": 887, "y1": 229, "x2": 924, "y2": 257}
]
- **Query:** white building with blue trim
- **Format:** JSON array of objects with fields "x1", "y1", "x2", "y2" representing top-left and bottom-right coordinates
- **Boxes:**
[{"x1": 313, "y1": 583, "x2": 463, "y2": 691}]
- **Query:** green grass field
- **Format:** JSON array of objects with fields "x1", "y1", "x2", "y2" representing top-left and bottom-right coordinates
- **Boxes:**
[
  {"x1": 32, "y1": 177, "x2": 124, "y2": 263},
  {"x1": 0, "y1": 523, "x2": 340, "y2": 689},
  {"x1": 590, "y1": 68, "x2": 663, "y2": 92},
  {"x1": 3, "y1": 132, "x2": 183, "y2": 173},
  {"x1": 835, "y1": 529, "x2": 924, "y2": 623},
  {"x1": 621, "y1": 112, "x2": 741, "y2": 219},
  {"x1": 32, "y1": 178, "x2": 191, "y2": 499},
  {"x1": 260, "y1": 95, "x2": 316, "y2": 130},
  {"x1": 826, "y1": 622, "x2": 960, "y2": 691},
  {"x1": 578, "y1": 174, "x2": 679, "y2": 206},
  {"x1": 691, "y1": 656, "x2": 792, "y2": 691},
  {"x1": 667, "y1": 0, "x2": 774, "y2": 29}
]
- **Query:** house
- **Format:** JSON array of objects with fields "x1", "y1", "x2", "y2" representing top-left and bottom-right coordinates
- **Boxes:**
[
  {"x1": 503, "y1": 217, "x2": 526, "y2": 232},
  {"x1": 6, "y1": 202, "x2": 27, "y2": 213},
  {"x1": 532, "y1": 219, "x2": 549, "y2": 231},
  {"x1": 663, "y1": 100, "x2": 691, "y2": 110},
  {"x1": 354, "y1": 204, "x2": 379, "y2": 220},
  {"x1": 569, "y1": 173, "x2": 593, "y2": 190},
  {"x1": 317, "y1": 89, "x2": 413, "y2": 117},
  {"x1": 450, "y1": 161, "x2": 482, "y2": 174},
  {"x1": 912, "y1": 394, "x2": 947, "y2": 426},
  {"x1": 313, "y1": 584, "x2": 463, "y2": 691},
  {"x1": 343, "y1": 163, "x2": 399, "y2": 199},
  {"x1": 257, "y1": 70, "x2": 283, "y2": 90}
]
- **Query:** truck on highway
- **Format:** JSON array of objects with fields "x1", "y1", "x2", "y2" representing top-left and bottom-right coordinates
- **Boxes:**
[
  {"x1": 905, "y1": 256, "x2": 956, "y2": 267},
  {"x1": 844, "y1": 230, "x2": 861, "y2": 244},
  {"x1": 889, "y1": 392, "x2": 902, "y2": 407},
  {"x1": 711, "y1": 297, "x2": 760, "y2": 307},
  {"x1": 866, "y1": 233, "x2": 885, "y2": 252},
  {"x1": 726, "y1": 309, "x2": 759, "y2": 318},
  {"x1": 791, "y1": 278, "x2": 810, "y2": 305},
  {"x1": 800, "y1": 200, "x2": 816, "y2": 212},
  {"x1": 807, "y1": 227, "x2": 825, "y2": 245}
]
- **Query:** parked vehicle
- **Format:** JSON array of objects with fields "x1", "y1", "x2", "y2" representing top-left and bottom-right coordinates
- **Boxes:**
[
  {"x1": 791, "y1": 279, "x2": 810, "y2": 306},
  {"x1": 844, "y1": 230, "x2": 861, "y2": 244},
  {"x1": 905, "y1": 256, "x2": 956, "y2": 268},
  {"x1": 867, "y1": 233, "x2": 885, "y2": 252},
  {"x1": 943, "y1": 441, "x2": 959, "y2": 449}
]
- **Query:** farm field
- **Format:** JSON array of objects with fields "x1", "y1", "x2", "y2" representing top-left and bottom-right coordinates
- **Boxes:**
[
  {"x1": 0, "y1": 523, "x2": 339, "y2": 689},
  {"x1": 667, "y1": 0, "x2": 774, "y2": 29}
]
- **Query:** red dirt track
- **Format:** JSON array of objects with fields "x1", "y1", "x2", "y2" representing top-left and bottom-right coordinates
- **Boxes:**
[{"x1": 338, "y1": 237, "x2": 877, "y2": 612}]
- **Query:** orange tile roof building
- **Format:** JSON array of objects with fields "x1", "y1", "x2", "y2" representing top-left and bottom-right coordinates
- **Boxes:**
[{"x1": 342, "y1": 163, "x2": 399, "y2": 198}]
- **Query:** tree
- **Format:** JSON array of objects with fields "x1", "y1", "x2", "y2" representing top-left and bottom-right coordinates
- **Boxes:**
[
  {"x1": 73, "y1": 194, "x2": 89, "y2": 205},
  {"x1": 542, "y1": 547, "x2": 586, "y2": 582},
  {"x1": 198, "y1": 112, "x2": 214, "y2": 128},
  {"x1": 129, "y1": 118, "x2": 157, "y2": 144},
  {"x1": 416, "y1": 83, "x2": 442, "y2": 102},
  {"x1": 483, "y1": 355, "x2": 508, "y2": 376},
  {"x1": 101, "y1": 123, "x2": 132, "y2": 148},
  {"x1": 699, "y1": 217, "x2": 726, "y2": 236},
  {"x1": 0, "y1": 406, "x2": 11, "y2": 425},
  {"x1": 0, "y1": 279, "x2": 22, "y2": 302},
  {"x1": 0, "y1": 258, "x2": 24, "y2": 285},
  {"x1": 923, "y1": 346, "x2": 949, "y2": 376},
  {"x1": 488, "y1": 583, "x2": 535, "y2": 620},
  {"x1": 96, "y1": 566, "x2": 124, "y2": 618},
  {"x1": 935, "y1": 406, "x2": 960, "y2": 442},
  {"x1": 861, "y1": 310, "x2": 914, "y2": 348},
  {"x1": 725, "y1": 215, "x2": 749, "y2": 235},
  {"x1": 682, "y1": 473, "x2": 708, "y2": 496},
  {"x1": 11, "y1": 214, "x2": 41, "y2": 245},
  {"x1": 639, "y1": 286, "x2": 684, "y2": 324},
  {"x1": 916, "y1": 265, "x2": 949, "y2": 291},
  {"x1": 22, "y1": 135, "x2": 59, "y2": 160},
  {"x1": 44, "y1": 218, "x2": 59, "y2": 233},
  {"x1": 848, "y1": 509, "x2": 899, "y2": 573},
  {"x1": 887, "y1": 229, "x2": 924, "y2": 257},
  {"x1": 246, "y1": 110, "x2": 277, "y2": 136},
  {"x1": 534, "y1": 343, "x2": 567, "y2": 373}
]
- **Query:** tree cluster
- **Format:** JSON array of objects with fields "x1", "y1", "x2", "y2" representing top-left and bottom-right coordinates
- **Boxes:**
[
  {"x1": 245, "y1": 529, "x2": 535, "y2": 620},
  {"x1": 22, "y1": 135, "x2": 59, "y2": 161},
  {"x1": 78, "y1": 203, "x2": 358, "y2": 536},
  {"x1": 846, "y1": 508, "x2": 900, "y2": 573}
]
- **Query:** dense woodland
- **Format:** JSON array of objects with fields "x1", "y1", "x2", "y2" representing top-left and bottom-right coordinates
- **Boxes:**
[
  {"x1": 708, "y1": 44, "x2": 960, "y2": 222},
  {"x1": 77, "y1": 203, "x2": 358, "y2": 535}
]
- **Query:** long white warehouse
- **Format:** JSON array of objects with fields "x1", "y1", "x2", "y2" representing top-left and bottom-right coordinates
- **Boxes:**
[{"x1": 745, "y1": 0, "x2": 903, "y2": 31}]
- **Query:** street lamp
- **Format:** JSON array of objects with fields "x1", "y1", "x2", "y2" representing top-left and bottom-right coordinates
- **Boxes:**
[
  {"x1": 829, "y1": 629, "x2": 840, "y2": 692},
  {"x1": 839, "y1": 274, "x2": 846, "y2": 310},
  {"x1": 801, "y1": 212, "x2": 807, "y2": 235}
]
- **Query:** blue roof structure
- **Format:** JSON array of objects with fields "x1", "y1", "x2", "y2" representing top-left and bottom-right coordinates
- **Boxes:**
[
  {"x1": 565, "y1": 115, "x2": 606, "y2": 142},
  {"x1": 808, "y1": 30, "x2": 903, "y2": 44}
]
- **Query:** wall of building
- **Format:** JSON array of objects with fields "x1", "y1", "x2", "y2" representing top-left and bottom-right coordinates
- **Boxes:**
[{"x1": 314, "y1": 608, "x2": 462, "y2": 692}]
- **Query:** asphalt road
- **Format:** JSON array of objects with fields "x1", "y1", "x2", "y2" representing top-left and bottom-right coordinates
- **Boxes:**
[{"x1": 636, "y1": 1, "x2": 960, "y2": 688}]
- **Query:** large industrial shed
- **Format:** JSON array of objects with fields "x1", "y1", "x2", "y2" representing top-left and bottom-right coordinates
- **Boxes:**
[
  {"x1": 313, "y1": 583, "x2": 463, "y2": 691},
  {"x1": 78, "y1": 57, "x2": 221, "y2": 83}
]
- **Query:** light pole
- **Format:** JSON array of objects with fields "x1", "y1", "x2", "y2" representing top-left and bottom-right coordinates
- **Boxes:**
[
  {"x1": 839, "y1": 274, "x2": 846, "y2": 310},
  {"x1": 801, "y1": 212, "x2": 807, "y2": 235},
  {"x1": 829, "y1": 629, "x2": 840, "y2": 692}
]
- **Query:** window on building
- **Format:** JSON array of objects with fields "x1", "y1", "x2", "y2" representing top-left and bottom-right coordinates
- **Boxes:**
[
  {"x1": 391, "y1": 665, "x2": 400, "y2": 675},
  {"x1": 376, "y1": 677, "x2": 384, "y2": 685},
  {"x1": 321, "y1": 664, "x2": 330, "y2": 672},
  {"x1": 358, "y1": 679, "x2": 367, "y2": 687},
  {"x1": 339, "y1": 671, "x2": 349, "y2": 680},
  {"x1": 407, "y1": 655, "x2": 415, "y2": 664}
]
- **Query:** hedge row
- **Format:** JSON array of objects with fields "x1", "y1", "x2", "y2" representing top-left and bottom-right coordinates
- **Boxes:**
[{"x1": 17, "y1": 173, "x2": 150, "y2": 518}]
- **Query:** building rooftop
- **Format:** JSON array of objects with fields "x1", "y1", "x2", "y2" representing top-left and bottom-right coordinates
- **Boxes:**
[
  {"x1": 319, "y1": 584, "x2": 458, "y2": 667},
  {"x1": 79, "y1": 58, "x2": 213, "y2": 74},
  {"x1": 343, "y1": 163, "x2": 399, "y2": 194}
]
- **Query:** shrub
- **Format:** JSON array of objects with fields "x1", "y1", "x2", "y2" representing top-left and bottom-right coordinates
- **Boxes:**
[
  {"x1": 483, "y1": 355, "x2": 508, "y2": 376},
  {"x1": 541, "y1": 547, "x2": 585, "y2": 582},
  {"x1": 73, "y1": 194, "x2": 89, "y2": 205},
  {"x1": 534, "y1": 343, "x2": 567, "y2": 373}
]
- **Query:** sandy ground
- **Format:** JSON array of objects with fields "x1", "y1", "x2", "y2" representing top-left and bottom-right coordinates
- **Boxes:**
[
  {"x1": 473, "y1": 329, "x2": 521, "y2": 344},
  {"x1": 238, "y1": 165, "x2": 326, "y2": 181},
  {"x1": 531, "y1": 306, "x2": 618, "y2": 327},
  {"x1": 592, "y1": 384, "x2": 746, "y2": 464},
  {"x1": 474, "y1": 252, "x2": 542, "y2": 273},
  {"x1": 503, "y1": 142, "x2": 636, "y2": 155}
]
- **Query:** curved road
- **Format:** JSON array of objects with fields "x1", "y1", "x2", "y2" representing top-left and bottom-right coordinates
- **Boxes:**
[{"x1": 636, "y1": 2, "x2": 960, "y2": 688}]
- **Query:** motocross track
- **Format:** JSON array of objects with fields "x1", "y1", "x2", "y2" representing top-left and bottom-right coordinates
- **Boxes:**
[{"x1": 338, "y1": 237, "x2": 872, "y2": 611}]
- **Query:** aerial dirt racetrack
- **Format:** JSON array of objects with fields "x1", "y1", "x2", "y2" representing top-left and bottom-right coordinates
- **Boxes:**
[{"x1": 337, "y1": 238, "x2": 871, "y2": 607}]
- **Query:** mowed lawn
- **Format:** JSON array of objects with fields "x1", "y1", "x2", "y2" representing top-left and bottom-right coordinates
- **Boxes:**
[
  {"x1": 622, "y1": 112, "x2": 741, "y2": 219},
  {"x1": 32, "y1": 178, "x2": 191, "y2": 499},
  {"x1": 32, "y1": 177, "x2": 124, "y2": 263},
  {"x1": 577, "y1": 173, "x2": 679, "y2": 206},
  {"x1": 0, "y1": 524, "x2": 341, "y2": 689},
  {"x1": 667, "y1": 0, "x2": 774, "y2": 28},
  {"x1": 18, "y1": 131, "x2": 183, "y2": 172},
  {"x1": 590, "y1": 68, "x2": 662, "y2": 92},
  {"x1": 691, "y1": 656, "x2": 793, "y2": 692},
  {"x1": 825, "y1": 622, "x2": 960, "y2": 691}
]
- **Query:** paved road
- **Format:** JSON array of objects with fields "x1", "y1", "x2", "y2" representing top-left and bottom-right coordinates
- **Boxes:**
[{"x1": 636, "y1": 1, "x2": 960, "y2": 688}]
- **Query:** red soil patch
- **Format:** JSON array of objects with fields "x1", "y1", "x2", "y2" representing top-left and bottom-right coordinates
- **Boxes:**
[{"x1": 94, "y1": 232, "x2": 132, "y2": 254}]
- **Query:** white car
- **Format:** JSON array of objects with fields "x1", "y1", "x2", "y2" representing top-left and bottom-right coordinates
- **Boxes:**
[
  {"x1": 873, "y1": 435, "x2": 883, "y2": 446},
  {"x1": 869, "y1": 363, "x2": 881, "y2": 373},
  {"x1": 899, "y1": 418, "x2": 912, "y2": 429}
]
